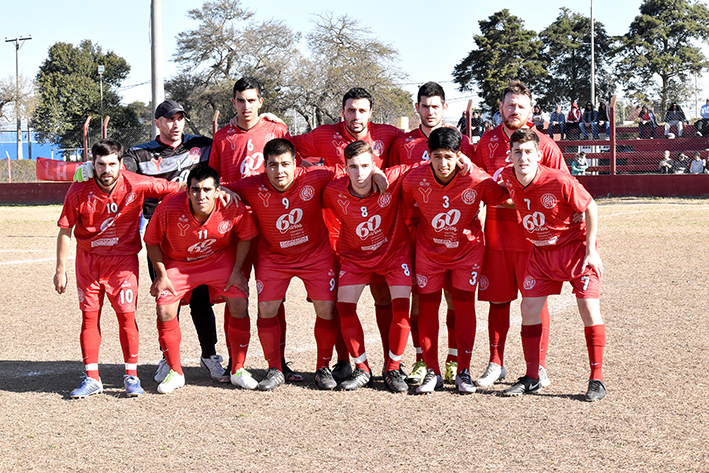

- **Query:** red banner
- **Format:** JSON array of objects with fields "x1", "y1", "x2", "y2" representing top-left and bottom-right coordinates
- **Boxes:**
[{"x1": 35, "y1": 157, "x2": 81, "y2": 181}]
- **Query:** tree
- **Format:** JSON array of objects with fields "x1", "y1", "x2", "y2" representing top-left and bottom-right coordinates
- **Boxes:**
[
  {"x1": 452, "y1": 9, "x2": 547, "y2": 113},
  {"x1": 537, "y1": 8, "x2": 617, "y2": 109},
  {"x1": 32, "y1": 40, "x2": 139, "y2": 149},
  {"x1": 0, "y1": 74, "x2": 35, "y2": 123},
  {"x1": 616, "y1": 0, "x2": 709, "y2": 110}
]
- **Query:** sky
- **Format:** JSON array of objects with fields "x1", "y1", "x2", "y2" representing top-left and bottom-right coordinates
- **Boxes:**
[{"x1": 2, "y1": 0, "x2": 709, "y2": 124}]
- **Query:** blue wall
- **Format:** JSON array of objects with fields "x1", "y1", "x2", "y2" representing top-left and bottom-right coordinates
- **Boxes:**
[{"x1": 0, "y1": 131, "x2": 65, "y2": 160}]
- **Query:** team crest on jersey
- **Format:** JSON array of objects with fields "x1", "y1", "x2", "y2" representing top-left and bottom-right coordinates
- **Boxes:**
[
  {"x1": 378, "y1": 192, "x2": 392, "y2": 208},
  {"x1": 490, "y1": 135, "x2": 499, "y2": 142},
  {"x1": 337, "y1": 198, "x2": 350, "y2": 215},
  {"x1": 77, "y1": 288, "x2": 85, "y2": 303},
  {"x1": 256, "y1": 279, "x2": 264, "y2": 294},
  {"x1": 151, "y1": 156, "x2": 163, "y2": 172},
  {"x1": 478, "y1": 275, "x2": 489, "y2": 291},
  {"x1": 218, "y1": 220, "x2": 233, "y2": 234},
  {"x1": 300, "y1": 185, "x2": 315, "y2": 201},
  {"x1": 541, "y1": 193, "x2": 557, "y2": 209},
  {"x1": 332, "y1": 132, "x2": 346, "y2": 156},
  {"x1": 86, "y1": 192, "x2": 97, "y2": 211},
  {"x1": 416, "y1": 274, "x2": 428, "y2": 288},
  {"x1": 461, "y1": 188, "x2": 477, "y2": 205},
  {"x1": 372, "y1": 140, "x2": 384, "y2": 157},
  {"x1": 258, "y1": 191, "x2": 271, "y2": 207},
  {"x1": 188, "y1": 147, "x2": 202, "y2": 162},
  {"x1": 523, "y1": 275, "x2": 536, "y2": 290}
]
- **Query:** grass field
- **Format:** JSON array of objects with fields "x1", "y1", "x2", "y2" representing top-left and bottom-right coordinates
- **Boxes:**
[{"x1": 0, "y1": 198, "x2": 707, "y2": 472}]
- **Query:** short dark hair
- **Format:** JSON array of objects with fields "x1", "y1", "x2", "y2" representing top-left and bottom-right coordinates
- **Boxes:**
[
  {"x1": 500, "y1": 80, "x2": 532, "y2": 104},
  {"x1": 187, "y1": 165, "x2": 220, "y2": 188},
  {"x1": 342, "y1": 87, "x2": 373, "y2": 109},
  {"x1": 344, "y1": 140, "x2": 373, "y2": 161},
  {"x1": 91, "y1": 139, "x2": 123, "y2": 160},
  {"x1": 428, "y1": 127, "x2": 460, "y2": 153},
  {"x1": 264, "y1": 138, "x2": 295, "y2": 163},
  {"x1": 509, "y1": 128, "x2": 540, "y2": 150},
  {"x1": 417, "y1": 82, "x2": 445, "y2": 104},
  {"x1": 233, "y1": 77, "x2": 262, "y2": 99}
]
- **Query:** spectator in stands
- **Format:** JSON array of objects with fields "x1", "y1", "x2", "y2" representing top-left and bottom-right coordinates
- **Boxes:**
[
  {"x1": 483, "y1": 121, "x2": 493, "y2": 135},
  {"x1": 695, "y1": 99, "x2": 709, "y2": 137},
  {"x1": 689, "y1": 152, "x2": 705, "y2": 174},
  {"x1": 637, "y1": 106, "x2": 658, "y2": 139},
  {"x1": 457, "y1": 111, "x2": 468, "y2": 136},
  {"x1": 580, "y1": 102, "x2": 597, "y2": 139},
  {"x1": 595, "y1": 102, "x2": 611, "y2": 140},
  {"x1": 470, "y1": 111, "x2": 484, "y2": 136},
  {"x1": 566, "y1": 102, "x2": 581, "y2": 139},
  {"x1": 549, "y1": 105, "x2": 566, "y2": 140},
  {"x1": 658, "y1": 150, "x2": 674, "y2": 174},
  {"x1": 532, "y1": 105, "x2": 546, "y2": 132},
  {"x1": 571, "y1": 151, "x2": 589, "y2": 176},
  {"x1": 673, "y1": 152, "x2": 690, "y2": 174},
  {"x1": 664, "y1": 102, "x2": 688, "y2": 138},
  {"x1": 492, "y1": 110, "x2": 503, "y2": 126}
]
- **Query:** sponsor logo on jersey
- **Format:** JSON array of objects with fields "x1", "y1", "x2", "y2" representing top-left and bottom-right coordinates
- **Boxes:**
[
  {"x1": 218, "y1": 220, "x2": 233, "y2": 234},
  {"x1": 276, "y1": 208, "x2": 303, "y2": 233},
  {"x1": 258, "y1": 191, "x2": 271, "y2": 207},
  {"x1": 300, "y1": 185, "x2": 315, "y2": 201},
  {"x1": 280, "y1": 236, "x2": 308, "y2": 248},
  {"x1": 256, "y1": 279, "x2": 264, "y2": 294},
  {"x1": 523, "y1": 275, "x2": 536, "y2": 290},
  {"x1": 378, "y1": 192, "x2": 392, "y2": 208},
  {"x1": 151, "y1": 156, "x2": 163, "y2": 172},
  {"x1": 178, "y1": 220, "x2": 190, "y2": 237},
  {"x1": 240, "y1": 152, "x2": 264, "y2": 178},
  {"x1": 417, "y1": 186, "x2": 432, "y2": 203},
  {"x1": 478, "y1": 275, "x2": 489, "y2": 291},
  {"x1": 77, "y1": 288, "x2": 85, "y2": 303},
  {"x1": 100, "y1": 216, "x2": 117, "y2": 233},
  {"x1": 187, "y1": 239, "x2": 217, "y2": 254},
  {"x1": 372, "y1": 140, "x2": 385, "y2": 157},
  {"x1": 541, "y1": 193, "x2": 558, "y2": 209},
  {"x1": 432, "y1": 209, "x2": 461, "y2": 232},
  {"x1": 488, "y1": 142, "x2": 499, "y2": 160},
  {"x1": 332, "y1": 132, "x2": 346, "y2": 156},
  {"x1": 356, "y1": 215, "x2": 382, "y2": 240},
  {"x1": 337, "y1": 198, "x2": 350, "y2": 215},
  {"x1": 86, "y1": 192, "x2": 97, "y2": 211},
  {"x1": 461, "y1": 188, "x2": 477, "y2": 205},
  {"x1": 493, "y1": 167, "x2": 505, "y2": 183},
  {"x1": 124, "y1": 192, "x2": 137, "y2": 205},
  {"x1": 188, "y1": 147, "x2": 202, "y2": 162},
  {"x1": 91, "y1": 237, "x2": 119, "y2": 247},
  {"x1": 339, "y1": 270, "x2": 346, "y2": 278},
  {"x1": 416, "y1": 274, "x2": 428, "y2": 288}
]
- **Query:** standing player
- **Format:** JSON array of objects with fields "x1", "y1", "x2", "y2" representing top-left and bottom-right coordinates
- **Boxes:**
[
  {"x1": 501, "y1": 129, "x2": 606, "y2": 401},
  {"x1": 323, "y1": 141, "x2": 412, "y2": 392},
  {"x1": 402, "y1": 128, "x2": 509, "y2": 394},
  {"x1": 474, "y1": 81, "x2": 568, "y2": 388},
  {"x1": 54, "y1": 139, "x2": 182, "y2": 398},
  {"x1": 144, "y1": 166, "x2": 258, "y2": 393}
]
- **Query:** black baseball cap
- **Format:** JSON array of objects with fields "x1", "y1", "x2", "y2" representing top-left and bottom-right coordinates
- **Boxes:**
[{"x1": 155, "y1": 100, "x2": 185, "y2": 119}]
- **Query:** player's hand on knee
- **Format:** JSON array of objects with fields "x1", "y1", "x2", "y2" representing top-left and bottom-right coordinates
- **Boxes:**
[
  {"x1": 73, "y1": 161, "x2": 94, "y2": 182},
  {"x1": 150, "y1": 276, "x2": 176, "y2": 299},
  {"x1": 225, "y1": 270, "x2": 249, "y2": 296},
  {"x1": 53, "y1": 271, "x2": 67, "y2": 294},
  {"x1": 582, "y1": 249, "x2": 603, "y2": 277}
]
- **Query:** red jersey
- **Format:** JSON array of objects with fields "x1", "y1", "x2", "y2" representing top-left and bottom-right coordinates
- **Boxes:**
[
  {"x1": 475, "y1": 125, "x2": 568, "y2": 251},
  {"x1": 291, "y1": 121, "x2": 403, "y2": 168},
  {"x1": 209, "y1": 119, "x2": 290, "y2": 184},
  {"x1": 323, "y1": 165, "x2": 411, "y2": 269},
  {"x1": 230, "y1": 167, "x2": 340, "y2": 264},
  {"x1": 388, "y1": 127, "x2": 476, "y2": 166},
  {"x1": 402, "y1": 164, "x2": 508, "y2": 263},
  {"x1": 58, "y1": 171, "x2": 180, "y2": 255},
  {"x1": 502, "y1": 165, "x2": 592, "y2": 248},
  {"x1": 143, "y1": 191, "x2": 258, "y2": 262}
]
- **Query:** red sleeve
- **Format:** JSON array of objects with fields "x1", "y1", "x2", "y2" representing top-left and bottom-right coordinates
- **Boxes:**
[
  {"x1": 143, "y1": 209, "x2": 165, "y2": 246},
  {"x1": 564, "y1": 176, "x2": 593, "y2": 214},
  {"x1": 144, "y1": 175, "x2": 182, "y2": 199},
  {"x1": 57, "y1": 185, "x2": 80, "y2": 229},
  {"x1": 481, "y1": 176, "x2": 509, "y2": 207},
  {"x1": 291, "y1": 132, "x2": 319, "y2": 161}
]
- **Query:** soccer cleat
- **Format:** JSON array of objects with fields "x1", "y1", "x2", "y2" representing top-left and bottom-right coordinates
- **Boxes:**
[
  {"x1": 502, "y1": 376, "x2": 542, "y2": 397},
  {"x1": 406, "y1": 360, "x2": 428, "y2": 385},
  {"x1": 416, "y1": 369, "x2": 444, "y2": 394},
  {"x1": 123, "y1": 375, "x2": 144, "y2": 397},
  {"x1": 539, "y1": 366, "x2": 551, "y2": 388},
  {"x1": 157, "y1": 369, "x2": 185, "y2": 394},
  {"x1": 475, "y1": 362, "x2": 507, "y2": 387},
  {"x1": 70, "y1": 375, "x2": 103, "y2": 399},
  {"x1": 230, "y1": 368, "x2": 258, "y2": 390},
  {"x1": 258, "y1": 368, "x2": 285, "y2": 391},
  {"x1": 282, "y1": 358, "x2": 303, "y2": 382},
  {"x1": 584, "y1": 379, "x2": 607, "y2": 402},
  {"x1": 200, "y1": 354, "x2": 225, "y2": 380},
  {"x1": 384, "y1": 369, "x2": 408, "y2": 393},
  {"x1": 154, "y1": 358, "x2": 170, "y2": 383},
  {"x1": 455, "y1": 369, "x2": 476, "y2": 394},
  {"x1": 443, "y1": 360, "x2": 458, "y2": 384},
  {"x1": 331, "y1": 360, "x2": 352, "y2": 383},
  {"x1": 339, "y1": 368, "x2": 372, "y2": 391},
  {"x1": 314, "y1": 367, "x2": 338, "y2": 390}
]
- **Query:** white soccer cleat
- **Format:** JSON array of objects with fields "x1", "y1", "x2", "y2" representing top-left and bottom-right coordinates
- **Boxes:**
[{"x1": 475, "y1": 362, "x2": 507, "y2": 387}]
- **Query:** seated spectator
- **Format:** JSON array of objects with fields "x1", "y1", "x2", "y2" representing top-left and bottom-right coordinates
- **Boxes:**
[
  {"x1": 695, "y1": 99, "x2": 709, "y2": 137},
  {"x1": 637, "y1": 106, "x2": 657, "y2": 139},
  {"x1": 658, "y1": 150, "x2": 674, "y2": 174},
  {"x1": 492, "y1": 110, "x2": 503, "y2": 126},
  {"x1": 548, "y1": 105, "x2": 566, "y2": 139},
  {"x1": 470, "y1": 111, "x2": 484, "y2": 136},
  {"x1": 689, "y1": 152, "x2": 705, "y2": 174},
  {"x1": 456, "y1": 111, "x2": 468, "y2": 136},
  {"x1": 595, "y1": 102, "x2": 611, "y2": 139},
  {"x1": 571, "y1": 151, "x2": 589, "y2": 176},
  {"x1": 566, "y1": 102, "x2": 581, "y2": 139},
  {"x1": 580, "y1": 102, "x2": 597, "y2": 139},
  {"x1": 532, "y1": 105, "x2": 546, "y2": 132},
  {"x1": 673, "y1": 152, "x2": 690, "y2": 174},
  {"x1": 664, "y1": 102, "x2": 688, "y2": 137}
]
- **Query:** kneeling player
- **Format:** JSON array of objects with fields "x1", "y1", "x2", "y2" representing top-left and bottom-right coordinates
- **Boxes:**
[
  {"x1": 144, "y1": 166, "x2": 257, "y2": 393},
  {"x1": 501, "y1": 129, "x2": 606, "y2": 401}
]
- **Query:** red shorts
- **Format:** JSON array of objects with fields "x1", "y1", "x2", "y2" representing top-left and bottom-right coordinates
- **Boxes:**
[
  {"x1": 255, "y1": 250, "x2": 336, "y2": 302},
  {"x1": 478, "y1": 248, "x2": 533, "y2": 302},
  {"x1": 522, "y1": 240, "x2": 602, "y2": 299},
  {"x1": 156, "y1": 250, "x2": 247, "y2": 306},
  {"x1": 75, "y1": 249, "x2": 139, "y2": 312},
  {"x1": 338, "y1": 245, "x2": 412, "y2": 287},
  {"x1": 414, "y1": 246, "x2": 484, "y2": 294}
]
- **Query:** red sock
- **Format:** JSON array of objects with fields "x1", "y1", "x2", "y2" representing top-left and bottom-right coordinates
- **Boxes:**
[
  {"x1": 487, "y1": 302, "x2": 511, "y2": 366},
  {"x1": 540, "y1": 301, "x2": 551, "y2": 369},
  {"x1": 227, "y1": 316, "x2": 250, "y2": 372},
  {"x1": 257, "y1": 316, "x2": 282, "y2": 370},
  {"x1": 80, "y1": 310, "x2": 101, "y2": 380},
  {"x1": 410, "y1": 309, "x2": 423, "y2": 361},
  {"x1": 521, "y1": 324, "x2": 542, "y2": 379},
  {"x1": 418, "y1": 291, "x2": 442, "y2": 374},
  {"x1": 116, "y1": 311, "x2": 139, "y2": 376},
  {"x1": 314, "y1": 317, "x2": 337, "y2": 370},
  {"x1": 585, "y1": 324, "x2": 605, "y2": 381},
  {"x1": 157, "y1": 318, "x2": 183, "y2": 375},
  {"x1": 452, "y1": 288, "x2": 475, "y2": 371},
  {"x1": 337, "y1": 302, "x2": 369, "y2": 371},
  {"x1": 332, "y1": 307, "x2": 350, "y2": 363},
  {"x1": 445, "y1": 308, "x2": 457, "y2": 363},
  {"x1": 386, "y1": 298, "x2": 411, "y2": 371},
  {"x1": 375, "y1": 303, "x2": 393, "y2": 361},
  {"x1": 277, "y1": 302, "x2": 287, "y2": 359},
  {"x1": 223, "y1": 306, "x2": 231, "y2": 364}
]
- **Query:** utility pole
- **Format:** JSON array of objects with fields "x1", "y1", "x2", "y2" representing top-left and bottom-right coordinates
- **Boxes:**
[
  {"x1": 98, "y1": 64, "x2": 105, "y2": 127},
  {"x1": 5, "y1": 35, "x2": 32, "y2": 160},
  {"x1": 151, "y1": 0, "x2": 165, "y2": 139},
  {"x1": 590, "y1": 0, "x2": 595, "y2": 107}
]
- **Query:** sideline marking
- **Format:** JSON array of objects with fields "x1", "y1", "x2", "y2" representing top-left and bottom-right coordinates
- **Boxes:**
[{"x1": 0, "y1": 256, "x2": 74, "y2": 266}]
